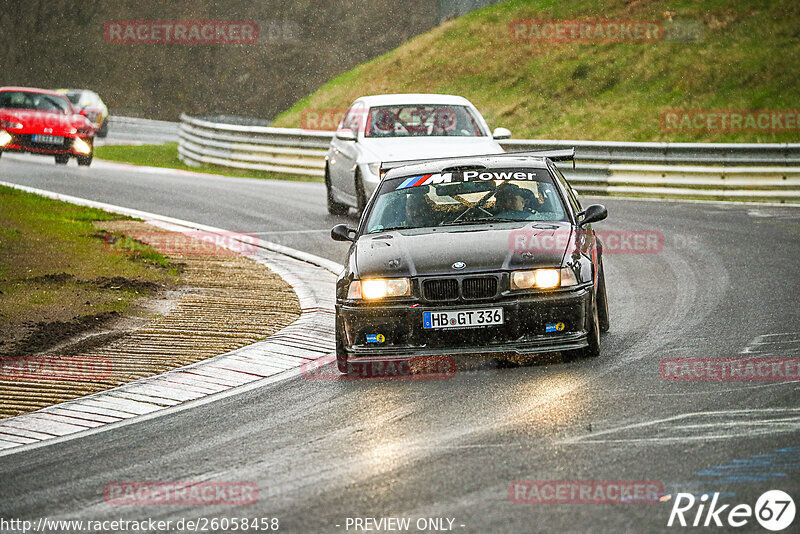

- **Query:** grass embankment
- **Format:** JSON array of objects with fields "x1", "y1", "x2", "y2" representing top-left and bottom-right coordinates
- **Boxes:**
[
  {"x1": 273, "y1": 0, "x2": 800, "y2": 143},
  {"x1": 94, "y1": 143, "x2": 321, "y2": 182},
  {"x1": 0, "y1": 185, "x2": 178, "y2": 356}
]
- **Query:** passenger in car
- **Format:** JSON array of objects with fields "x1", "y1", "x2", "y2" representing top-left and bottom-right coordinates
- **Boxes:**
[{"x1": 404, "y1": 191, "x2": 437, "y2": 228}]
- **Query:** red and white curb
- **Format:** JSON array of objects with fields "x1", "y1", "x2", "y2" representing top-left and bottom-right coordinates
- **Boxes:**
[{"x1": 0, "y1": 182, "x2": 342, "y2": 456}]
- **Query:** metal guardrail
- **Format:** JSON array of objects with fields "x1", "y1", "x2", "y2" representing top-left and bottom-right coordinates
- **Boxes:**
[
  {"x1": 106, "y1": 116, "x2": 180, "y2": 145},
  {"x1": 178, "y1": 114, "x2": 800, "y2": 203},
  {"x1": 178, "y1": 114, "x2": 329, "y2": 176}
]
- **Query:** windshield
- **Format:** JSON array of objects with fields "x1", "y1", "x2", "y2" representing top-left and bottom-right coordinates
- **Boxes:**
[
  {"x1": 365, "y1": 168, "x2": 568, "y2": 233},
  {"x1": 64, "y1": 92, "x2": 83, "y2": 105},
  {"x1": 364, "y1": 104, "x2": 486, "y2": 138},
  {"x1": 0, "y1": 91, "x2": 72, "y2": 114}
]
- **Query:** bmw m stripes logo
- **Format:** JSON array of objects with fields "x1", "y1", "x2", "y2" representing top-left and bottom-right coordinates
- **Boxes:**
[
  {"x1": 397, "y1": 174, "x2": 433, "y2": 189},
  {"x1": 396, "y1": 173, "x2": 454, "y2": 189}
]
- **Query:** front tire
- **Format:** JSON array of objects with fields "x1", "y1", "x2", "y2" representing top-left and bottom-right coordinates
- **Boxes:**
[
  {"x1": 96, "y1": 119, "x2": 109, "y2": 138},
  {"x1": 582, "y1": 292, "x2": 602, "y2": 358},
  {"x1": 55, "y1": 154, "x2": 69, "y2": 165},
  {"x1": 597, "y1": 263, "x2": 610, "y2": 333},
  {"x1": 77, "y1": 153, "x2": 93, "y2": 167},
  {"x1": 335, "y1": 316, "x2": 350, "y2": 375},
  {"x1": 326, "y1": 167, "x2": 349, "y2": 216},
  {"x1": 567, "y1": 289, "x2": 601, "y2": 360},
  {"x1": 355, "y1": 170, "x2": 367, "y2": 216},
  {"x1": 337, "y1": 351, "x2": 350, "y2": 375}
]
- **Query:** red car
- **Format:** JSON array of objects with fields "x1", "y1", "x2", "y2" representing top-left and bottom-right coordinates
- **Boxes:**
[{"x1": 0, "y1": 86, "x2": 95, "y2": 166}]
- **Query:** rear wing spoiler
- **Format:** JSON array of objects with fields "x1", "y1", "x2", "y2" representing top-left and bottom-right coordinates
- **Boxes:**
[{"x1": 379, "y1": 148, "x2": 575, "y2": 177}]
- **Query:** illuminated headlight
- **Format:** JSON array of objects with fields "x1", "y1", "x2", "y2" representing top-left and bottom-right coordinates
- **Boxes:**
[
  {"x1": 511, "y1": 268, "x2": 578, "y2": 290},
  {"x1": 0, "y1": 130, "x2": 12, "y2": 146},
  {"x1": 73, "y1": 137, "x2": 92, "y2": 155},
  {"x1": 348, "y1": 278, "x2": 411, "y2": 300},
  {"x1": 367, "y1": 162, "x2": 381, "y2": 176},
  {"x1": 0, "y1": 120, "x2": 22, "y2": 129}
]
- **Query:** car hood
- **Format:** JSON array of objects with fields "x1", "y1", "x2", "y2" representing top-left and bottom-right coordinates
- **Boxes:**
[
  {"x1": 358, "y1": 136, "x2": 503, "y2": 163},
  {"x1": 354, "y1": 221, "x2": 575, "y2": 278},
  {"x1": 0, "y1": 108, "x2": 88, "y2": 135}
]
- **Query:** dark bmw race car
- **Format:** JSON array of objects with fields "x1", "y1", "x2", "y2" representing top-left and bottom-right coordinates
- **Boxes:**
[
  {"x1": 331, "y1": 151, "x2": 609, "y2": 375},
  {"x1": 0, "y1": 86, "x2": 95, "y2": 166}
]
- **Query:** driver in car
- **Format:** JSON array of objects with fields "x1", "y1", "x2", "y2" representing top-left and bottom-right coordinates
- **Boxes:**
[{"x1": 494, "y1": 184, "x2": 533, "y2": 220}]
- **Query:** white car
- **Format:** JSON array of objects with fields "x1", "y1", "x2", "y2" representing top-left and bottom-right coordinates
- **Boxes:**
[
  {"x1": 56, "y1": 89, "x2": 109, "y2": 138},
  {"x1": 325, "y1": 94, "x2": 509, "y2": 215}
]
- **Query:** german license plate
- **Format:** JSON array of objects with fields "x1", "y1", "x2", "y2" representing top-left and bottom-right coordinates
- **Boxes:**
[
  {"x1": 32, "y1": 135, "x2": 63, "y2": 144},
  {"x1": 423, "y1": 308, "x2": 504, "y2": 329}
]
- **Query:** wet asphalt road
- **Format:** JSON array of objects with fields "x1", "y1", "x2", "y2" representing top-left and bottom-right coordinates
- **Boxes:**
[{"x1": 1, "y1": 154, "x2": 799, "y2": 533}]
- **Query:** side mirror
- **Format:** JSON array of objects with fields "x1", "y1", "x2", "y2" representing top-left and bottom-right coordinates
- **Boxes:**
[
  {"x1": 331, "y1": 224, "x2": 356, "y2": 242},
  {"x1": 335, "y1": 129, "x2": 357, "y2": 142},
  {"x1": 492, "y1": 127, "x2": 511, "y2": 140},
  {"x1": 578, "y1": 204, "x2": 608, "y2": 226}
]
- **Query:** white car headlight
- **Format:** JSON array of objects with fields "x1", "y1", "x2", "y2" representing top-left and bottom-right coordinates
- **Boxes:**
[
  {"x1": 511, "y1": 268, "x2": 578, "y2": 290},
  {"x1": 73, "y1": 137, "x2": 92, "y2": 155},
  {"x1": 367, "y1": 162, "x2": 381, "y2": 176},
  {"x1": 349, "y1": 278, "x2": 411, "y2": 300}
]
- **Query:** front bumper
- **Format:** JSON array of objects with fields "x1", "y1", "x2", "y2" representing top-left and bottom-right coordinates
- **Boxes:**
[
  {"x1": 359, "y1": 163, "x2": 381, "y2": 198},
  {"x1": 0, "y1": 132, "x2": 91, "y2": 156},
  {"x1": 337, "y1": 286, "x2": 592, "y2": 361}
]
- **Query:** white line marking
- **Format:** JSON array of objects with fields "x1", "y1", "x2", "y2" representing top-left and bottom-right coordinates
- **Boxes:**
[
  {"x1": 251, "y1": 229, "x2": 331, "y2": 235},
  {"x1": 564, "y1": 408, "x2": 800, "y2": 444}
]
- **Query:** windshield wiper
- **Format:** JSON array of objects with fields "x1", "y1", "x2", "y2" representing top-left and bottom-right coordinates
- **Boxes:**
[
  {"x1": 442, "y1": 217, "x2": 498, "y2": 226},
  {"x1": 367, "y1": 226, "x2": 407, "y2": 234}
]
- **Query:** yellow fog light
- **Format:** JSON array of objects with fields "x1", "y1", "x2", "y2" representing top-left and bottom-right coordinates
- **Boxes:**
[
  {"x1": 0, "y1": 130, "x2": 12, "y2": 147},
  {"x1": 360, "y1": 278, "x2": 411, "y2": 300},
  {"x1": 73, "y1": 137, "x2": 92, "y2": 155}
]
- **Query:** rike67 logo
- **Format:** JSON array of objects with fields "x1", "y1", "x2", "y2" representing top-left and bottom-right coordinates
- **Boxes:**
[{"x1": 667, "y1": 490, "x2": 795, "y2": 531}]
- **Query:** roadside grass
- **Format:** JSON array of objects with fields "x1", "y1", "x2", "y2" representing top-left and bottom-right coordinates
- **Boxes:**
[
  {"x1": 94, "y1": 143, "x2": 322, "y2": 182},
  {"x1": 0, "y1": 185, "x2": 178, "y2": 355},
  {"x1": 272, "y1": 0, "x2": 800, "y2": 143}
]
